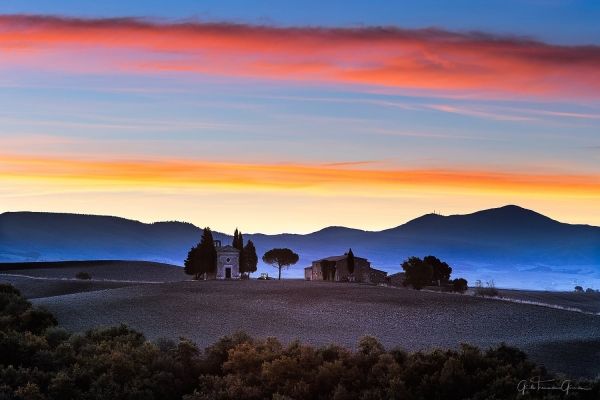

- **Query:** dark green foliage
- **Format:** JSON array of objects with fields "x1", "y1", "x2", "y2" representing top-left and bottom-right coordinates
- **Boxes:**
[
  {"x1": 452, "y1": 278, "x2": 469, "y2": 293},
  {"x1": 575, "y1": 286, "x2": 584, "y2": 292},
  {"x1": 242, "y1": 240, "x2": 258, "y2": 276},
  {"x1": 182, "y1": 335, "x2": 598, "y2": 400},
  {"x1": 401, "y1": 257, "x2": 433, "y2": 290},
  {"x1": 346, "y1": 249, "x2": 355, "y2": 275},
  {"x1": 0, "y1": 284, "x2": 21, "y2": 297},
  {"x1": 231, "y1": 228, "x2": 240, "y2": 250},
  {"x1": 402, "y1": 256, "x2": 465, "y2": 291},
  {"x1": 423, "y1": 255, "x2": 452, "y2": 285},
  {"x1": 75, "y1": 271, "x2": 91, "y2": 280},
  {"x1": 262, "y1": 248, "x2": 299, "y2": 280},
  {"x1": 184, "y1": 227, "x2": 218, "y2": 279},
  {"x1": 199, "y1": 228, "x2": 218, "y2": 274},
  {"x1": 232, "y1": 229, "x2": 245, "y2": 276},
  {"x1": 184, "y1": 245, "x2": 201, "y2": 279},
  {"x1": 0, "y1": 286, "x2": 56, "y2": 334},
  {"x1": 321, "y1": 260, "x2": 337, "y2": 281}
]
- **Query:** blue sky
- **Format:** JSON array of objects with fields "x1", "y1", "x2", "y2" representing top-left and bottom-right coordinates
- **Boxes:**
[{"x1": 2, "y1": 0, "x2": 600, "y2": 44}]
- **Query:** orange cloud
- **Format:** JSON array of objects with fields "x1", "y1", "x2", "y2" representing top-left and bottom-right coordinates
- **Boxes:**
[
  {"x1": 1, "y1": 15, "x2": 599, "y2": 98},
  {"x1": 1, "y1": 153, "x2": 599, "y2": 197}
]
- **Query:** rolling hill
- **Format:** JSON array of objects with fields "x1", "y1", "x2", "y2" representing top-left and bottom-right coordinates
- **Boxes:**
[{"x1": 1, "y1": 205, "x2": 599, "y2": 289}]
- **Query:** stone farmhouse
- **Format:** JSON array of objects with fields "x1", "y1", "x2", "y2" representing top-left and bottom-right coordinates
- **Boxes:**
[
  {"x1": 206, "y1": 240, "x2": 240, "y2": 280},
  {"x1": 304, "y1": 253, "x2": 387, "y2": 284}
]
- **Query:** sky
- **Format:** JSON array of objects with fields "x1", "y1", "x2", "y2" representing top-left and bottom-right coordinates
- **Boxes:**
[{"x1": 0, "y1": 1, "x2": 599, "y2": 234}]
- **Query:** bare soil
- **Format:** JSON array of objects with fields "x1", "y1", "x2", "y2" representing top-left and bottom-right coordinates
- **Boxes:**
[
  {"x1": 3, "y1": 261, "x2": 600, "y2": 377},
  {"x1": 497, "y1": 288, "x2": 600, "y2": 314},
  {"x1": 0, "y1": 260, "x2": 187, "y2": 282}
]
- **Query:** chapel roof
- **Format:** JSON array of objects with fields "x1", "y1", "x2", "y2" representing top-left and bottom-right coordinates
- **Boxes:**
[{"x1": 216, "y1": 245, "x2": 240, "y2": 253}]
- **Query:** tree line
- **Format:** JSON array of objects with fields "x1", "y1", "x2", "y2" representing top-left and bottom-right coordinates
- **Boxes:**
[
  {"x1": 1, "y1": 283, "x2": 597, "y2": 399},
  {"x1": 184, "y1": 228, "x2": 258, "y2": 279},
  {"x1": 185, "y1": 229, "x2": 467, "y2": 287},
  {"x1": 184, "y1": 227, "x2": 300, "y2": 280}
]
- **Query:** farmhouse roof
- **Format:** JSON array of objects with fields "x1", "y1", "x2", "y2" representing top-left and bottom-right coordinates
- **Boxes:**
[
  {"x1": 314, "y1": 254, "x2": 368, "y2": 263},
  {"x1": 370, "y1": 267, "x2": 387, "y2": 275}
]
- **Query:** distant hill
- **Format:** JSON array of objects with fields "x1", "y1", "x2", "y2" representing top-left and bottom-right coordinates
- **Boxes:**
[{"x1": 1, "y1": 205, "x2": 599, "y2": 289}]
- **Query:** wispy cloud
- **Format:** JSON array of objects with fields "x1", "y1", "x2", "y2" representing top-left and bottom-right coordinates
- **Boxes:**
[
  {"x1": 1, "y1": 15, "x2": 599, "y2": 99},
  {"x1": 426, "y1": 104, "x2": 535, "y2": 121},
  {"x1": 0, "y1": 115, "x2": 251, "y2": 133},
  {"x1": 516, "y1": 109, "x2": 600, "y2": 120}
]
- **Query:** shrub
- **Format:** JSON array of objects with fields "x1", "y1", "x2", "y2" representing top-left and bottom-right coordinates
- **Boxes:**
[
  {"x1": 0, "y1": 287, "x2": 57, "y2": 333},
  {"x1": 0, "y1": 284, "x2": 22, "y2": 296},
  {"x1": 474, "y1": 280, "x2": 499, "y2": 297},
  {"x1": 75, "y1": 271, "x2": 92, "y2": 280},
  {"x1": 452, "y1": 278, "x2": 468, "y2": 293},
  {"x1": 575, "y1": 286, "x2": 584, "y2": 293},
  {"x1": 18, "y1": 307, "x2": 58, "y2": 334}
]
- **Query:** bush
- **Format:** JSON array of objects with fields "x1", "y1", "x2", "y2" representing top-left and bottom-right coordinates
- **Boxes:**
[
  {"x1": 575, "y1": 286, "x2": 584, "y2": 293},
  {"x1": 0, "y1": 286, "x2": 57, "y2": 333},
  {"x1": 452, "y1": 278, "x2": 468, "y2": 293},
  {"x1": 75, "y1": 271, "x2": 92, "y2": 280},
  {"x1": 474, "y1": 280, "x2": 499, "y2": 297},
  {"x1": 0, "y1": 284, "x2": 21, "y2": 296}
]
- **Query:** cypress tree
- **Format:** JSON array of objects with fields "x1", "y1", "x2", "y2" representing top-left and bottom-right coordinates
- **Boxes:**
[
  {"x1": 184, "y1": 245, "x2": 201, "y2": 280},
  {"x1": 198, "y1": 227, "x2": 217, "y2": 276},
  {"x1": 232, "y1": 229, "x2": 240, "y2": 249},
  {"x1": 243, "y1": 240, "x2": 258, "y2": 275},
  {"x1": 347, "y1": 248, "x2": 356, "y2": 275},
  {"x1": 232, "y1": 229, "x2": 245, "y2": 276},
  {"x1": 239, "y1": 231, "x2": 245, "y2": 274}
]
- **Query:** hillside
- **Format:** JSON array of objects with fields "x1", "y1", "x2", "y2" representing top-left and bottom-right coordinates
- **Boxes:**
[
  {"x1": 19, "y1": 279, "x2": 600, "y2": 378},
  {"x1": 0, "y1": 260, "x2": 187, "y2": 282},
  {"x1": 1, "y1": 205, "x2": 599, "y2": 289}
]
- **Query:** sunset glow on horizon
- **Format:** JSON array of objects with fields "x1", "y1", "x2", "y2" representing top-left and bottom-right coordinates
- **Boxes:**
[{"x1": 1, "y1": 1, "x2": 599, "y2": 233}]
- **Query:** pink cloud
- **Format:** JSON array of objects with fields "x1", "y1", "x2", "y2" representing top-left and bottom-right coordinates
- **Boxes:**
[{"x1": 0, "y1": 15, "x2": 599, "y2": 98}]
